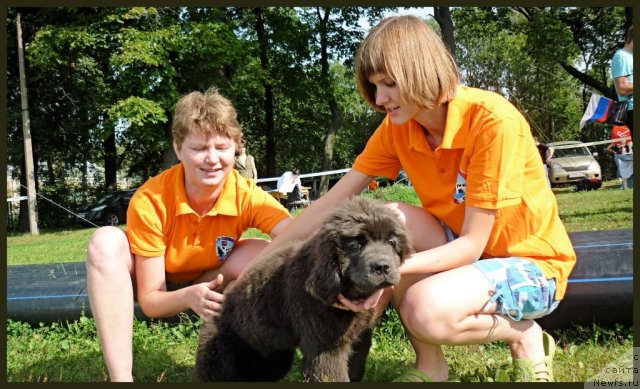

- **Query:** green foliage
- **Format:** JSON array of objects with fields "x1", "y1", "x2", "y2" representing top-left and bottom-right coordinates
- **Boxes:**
[
  {"x1": 34, "y1": 182, "x2": 84, "y2": 229},
  {"x1": 452, "y1": 7, "x2": 592, "y2": 143},
  {"x1": 7, "y1": 6, "x2": 629, "y2": 215},
  {"x1": 108, "y1": 97, "x2": 167, "y2": 127}
]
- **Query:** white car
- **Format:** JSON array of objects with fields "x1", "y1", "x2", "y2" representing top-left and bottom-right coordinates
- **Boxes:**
[{"x1": 547, "y1": 141, "x2": 601, "y2": 186}]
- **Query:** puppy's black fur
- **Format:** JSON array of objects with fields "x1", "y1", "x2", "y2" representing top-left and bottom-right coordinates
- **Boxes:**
[{"x1": 193, "y1": 196, "x2": 412, "y2": 382}]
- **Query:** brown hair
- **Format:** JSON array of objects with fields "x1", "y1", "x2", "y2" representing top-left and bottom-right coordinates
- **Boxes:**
[
  {"x1": 172, "y1": 87, "x2": 243, "y2": 149},
  {"x1": 355, "y1": 15, "x2": 459, "y2": 112},
  {"x1": 626, "y1": 25, "x2": 633, "y2": 45}
]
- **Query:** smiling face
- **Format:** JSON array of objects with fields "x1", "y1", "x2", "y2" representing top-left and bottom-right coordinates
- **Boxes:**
[
  {"x1": 368, "y1": 73, "x2": 422, "y2": 126},
  {"x1": 174, "y1": 131, "x2": 236, "y2": 191},
  {"x1": 355, "y1": 16, "x2": 459, "y2": 114}
]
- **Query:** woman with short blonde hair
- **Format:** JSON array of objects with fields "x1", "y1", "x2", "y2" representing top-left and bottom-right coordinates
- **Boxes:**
[
  {"x1": 266, "y1": 15, "x2": 575, "y2": 382},
  {"x1": 355, "y1": 15, "x2": 458, "y2": 112}
]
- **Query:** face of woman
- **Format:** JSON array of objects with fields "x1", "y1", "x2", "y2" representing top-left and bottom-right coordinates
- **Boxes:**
[
  {"x1": 368, "y1": 73, "x2": 422, "y2": 125},
  {"x1": 174, "y1": 132, "x2": 236, "y2": 192}
]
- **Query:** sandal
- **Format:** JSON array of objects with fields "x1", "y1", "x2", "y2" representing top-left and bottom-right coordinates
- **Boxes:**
[
  {"x1": 512, "y1": 331, "x2": 556, "y2": 382},
  {"x1": 393, "y1": 368, "x2": 460, "y2": 382}
]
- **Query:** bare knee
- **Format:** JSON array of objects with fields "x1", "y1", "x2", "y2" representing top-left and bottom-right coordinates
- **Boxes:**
[
  {"x1": 384, "y1": 202, "x2": 447, "y2": 251},
  {"x1": 397, "y1": 286, "x2": 455, "y2": 344},
  {"x1": 86, "y1": 226, "x2": 133, "y2": 273}
]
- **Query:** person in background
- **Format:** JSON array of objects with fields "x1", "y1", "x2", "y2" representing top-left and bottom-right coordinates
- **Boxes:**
[
  {"x1": 85, "y1": 88, "x2": 291, "y2": 381},
  {"x1": 607, "y1": 124, "x2": 633, "y2": 189},
  {"x1": 534, "y1": 136, "x2": 554, "y2": 185},
  {"x1": 261, "y1": 15, "x2": 575, "y2": 382},
  {"x1": 611, "y1": 24, "x2": 633, "y2": 137},
  {"x1": 276, "y1": 168, "x2": 308, "y2": 210},
  {"x1": 234, "y1": 139, "x2": 258, "y2": 180},
  {"x1": 276, "y1": 168, "x2": 302, "y2": 195}
]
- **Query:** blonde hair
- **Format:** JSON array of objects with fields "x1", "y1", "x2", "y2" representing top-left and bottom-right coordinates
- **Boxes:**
[
  {"x1": 172, "y1": 87, "x2": 243, "y2": 149},
  {"x1": 355, "y1": 15, "x2": 459, "y2": 112}
]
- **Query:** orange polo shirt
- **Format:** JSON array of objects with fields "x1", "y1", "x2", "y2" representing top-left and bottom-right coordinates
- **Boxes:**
[
  {"x1": 353, "y1": 85, "x2": 576, "y2": 300},
  {"x1": 126, "y1": 164, "x2": 291, "y2": 283}
]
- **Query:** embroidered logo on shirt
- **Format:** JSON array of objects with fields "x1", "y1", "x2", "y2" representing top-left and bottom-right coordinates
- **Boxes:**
[
  {"x1": 453, "y1": 170, "x2": 467, "y2": 204},
  {"x1": 216, "y1": 236, "x2": 235, "y2": 261}
]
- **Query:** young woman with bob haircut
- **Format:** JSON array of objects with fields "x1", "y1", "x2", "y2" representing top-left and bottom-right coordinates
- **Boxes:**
[{"x1": 265, "y1": 15, "x2": 575, "y2": 382}]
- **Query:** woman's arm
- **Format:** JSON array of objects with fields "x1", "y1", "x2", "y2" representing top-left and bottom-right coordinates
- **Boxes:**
[
  {"x1": 399, "y1": 206, "x2": 497, "y2": 275},
  {"x1": 135, "y1": 255, "x2": 224, "y2": 320},
  {"x1": 337, "y1": 205, "x2": 496, "y2": 311},
  {"x1": 615, "y1": 76, "x2": 634, "y2": 96},
  {"x1": 260, "y1": 169, "x2": 372, "y2": 257}
]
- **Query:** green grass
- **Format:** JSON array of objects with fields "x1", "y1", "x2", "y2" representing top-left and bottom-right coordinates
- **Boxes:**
[
  {"x1": 6, "y1": 310, "x2": 634, "y2": 382},
  {"x1": 6, "y1": 181, "x2": 634, "y2": 382},
  {"x1": 7, "y1": 228, "x2": 97, "y2": 265},
  {"x1": 554, "y1": 182, "x2": 633, "y2": 231}
]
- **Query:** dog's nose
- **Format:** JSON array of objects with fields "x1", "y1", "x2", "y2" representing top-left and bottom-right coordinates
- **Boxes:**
[{"x1": 374, "y1": 263, "x2": 391, "y2": 275}]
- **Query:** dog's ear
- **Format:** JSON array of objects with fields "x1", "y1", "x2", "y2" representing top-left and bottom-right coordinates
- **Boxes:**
[
  {"x1": 304, "y1": 231, "x2": 343, "y2": 305},
  {"x1": 398, "y1": 229, "x2": 415, "y2": 262}
]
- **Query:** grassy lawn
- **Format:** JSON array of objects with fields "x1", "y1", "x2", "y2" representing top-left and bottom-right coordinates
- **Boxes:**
[{"x1": 5, "y1": 181, "x2": 634, "y2": 382}]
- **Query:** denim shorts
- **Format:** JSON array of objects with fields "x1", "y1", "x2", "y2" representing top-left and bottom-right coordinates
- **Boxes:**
[
  {"x1": 440, "y1": 223, "x2": 559, "y2": 321},
  {"x1": 474, "y1": 257, "x2": 559, "y2": 321}
]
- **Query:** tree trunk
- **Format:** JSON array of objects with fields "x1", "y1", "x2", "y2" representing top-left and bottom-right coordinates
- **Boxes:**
[
  {"x1": 161, "y1": 114, "x2": 178, "y2": 169},
  {"x1": 559, "y1": 62, "x2": 616, "y2": 99},
  {"x1": 434, "y1": 7, "x2": 456, "y2": 60},
  {"x1": 318, "y1": 7, "x2": 342, "y2": 196},
  {"x1": 81, "y1": 159, "x2": 88, "y2": 202},
  {"x1": 16, "y1": 13, "x2": 39, "y2": 234},
  {"x1": 17, "y1": 160, "x2": 29, "y2": 232},
  {"x1": 253, "y1": 7, "x2": 276, "y2": 177},
  {"x1": 103, "y1": 129, "x2": 117, "y2": 191}
]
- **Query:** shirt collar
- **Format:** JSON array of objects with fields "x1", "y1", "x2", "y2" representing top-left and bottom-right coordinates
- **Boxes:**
[
  {"x1": 440, "y1": 85, "x2": 470, "y2": 150},
  {"x1": 406, "y1": 85, "x2": 470, "y2": 152}
]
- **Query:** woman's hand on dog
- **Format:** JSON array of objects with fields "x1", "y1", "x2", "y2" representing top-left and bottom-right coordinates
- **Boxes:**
[
  {"x1": 191, "y1": 274, "x2": 226, "y2": 321},
  {"x1": 335, "y1": 289, "x2": 385, "y2": 312}
]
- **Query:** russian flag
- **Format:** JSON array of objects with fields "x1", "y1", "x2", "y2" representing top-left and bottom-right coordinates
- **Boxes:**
[{"x1": 579, "y1": 93, "x2": 613, "y2": 129}]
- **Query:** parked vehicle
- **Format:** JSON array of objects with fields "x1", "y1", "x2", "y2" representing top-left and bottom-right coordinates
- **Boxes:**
[
  {"x1": 547, "y1": 141, "x2": 601, "y2": 186},
  {"x1": 75, "y1": 189, "x2": 136, "y2": 227}
]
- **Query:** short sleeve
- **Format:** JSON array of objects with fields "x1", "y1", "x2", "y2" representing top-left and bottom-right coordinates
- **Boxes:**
[
  {"x1": 352, "y1": 116, "x2": 402, "y2": 179},
  {"x1": 246, "y1": 186, "x2": 291, "y2": 234},
  {"x1": 126, "y1": 189, "x2": 167, "y2": 258},
  {"x1": 463, "y1": 112, "x2": 527, "y2": 210},
  {"x1": 611, "y1": 51, "x2": 632, "y2": 80}
]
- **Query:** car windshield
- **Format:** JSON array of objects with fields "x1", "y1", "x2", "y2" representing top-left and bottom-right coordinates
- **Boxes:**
[
  {"x1": 95, "y1": 192, "x2": 121, "y2": 205},
  {"x1": 553, "y1": 146, "x2": 590, "y2": 158}
]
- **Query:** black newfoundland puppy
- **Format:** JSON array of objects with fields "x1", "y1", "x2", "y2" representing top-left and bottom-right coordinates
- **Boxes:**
[{"x1": 193, "y1": 196, "x2": 412, "y2": 382}]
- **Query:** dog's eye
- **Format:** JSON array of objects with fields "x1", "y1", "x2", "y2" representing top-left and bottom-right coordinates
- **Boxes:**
[
  {"x1": 387, "y1": 239, "x2": 396, "y2": 249},
  {"x1": 351, "y1": 237, "x2": 366, "y2": 250}
]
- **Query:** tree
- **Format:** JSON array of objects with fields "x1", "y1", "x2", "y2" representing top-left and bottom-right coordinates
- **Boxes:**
[
  {"x1": 434, "y1": 7, "x2": 456, "y2": 59},
  {"x1": 452, "y1": 7, "x2": 627, "y2": 143},
  {"x1": 512, "y1": 7, "x2": 629, "y2": 99},
  {"x1": 16, "y1": 13, "x2": 39, "y2": 234},
  {"x1": 298, "y1": 7, "x2": 391, "y2": 194}
]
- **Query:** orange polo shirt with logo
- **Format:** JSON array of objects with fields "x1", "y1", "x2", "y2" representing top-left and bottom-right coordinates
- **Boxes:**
[
  {"x1": 126, "y1": 164, "x2": 291, "y2": 283},
  {"x1": 353, "y1": 85, "x2": 576, "y2": 300}
]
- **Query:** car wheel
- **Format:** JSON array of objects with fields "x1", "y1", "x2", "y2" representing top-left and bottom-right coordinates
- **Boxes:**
[{"x1": 104, "y1": 212, "x2": 119, "y2": 226}]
